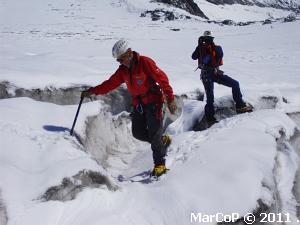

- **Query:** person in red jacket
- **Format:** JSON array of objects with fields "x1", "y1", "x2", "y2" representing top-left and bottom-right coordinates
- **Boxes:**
[{"x1": 81, "y1": 39, "x2": 177, "y2": 177}]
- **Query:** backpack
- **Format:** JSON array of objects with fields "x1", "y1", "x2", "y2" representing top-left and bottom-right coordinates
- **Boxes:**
[
  {"x1": 214, "y1": 45, "x2": 223, "y2": 66},
  {"x1": 198, "y1": 44, "x2": 223, "y2": 67}
]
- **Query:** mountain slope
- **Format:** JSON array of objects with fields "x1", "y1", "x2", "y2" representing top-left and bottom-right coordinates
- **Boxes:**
[{"x1": 152, "y1": 0, "x2": 299, "y2": 19}]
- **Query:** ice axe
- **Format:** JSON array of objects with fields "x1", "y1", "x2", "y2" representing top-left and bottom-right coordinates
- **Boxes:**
[{"x1": 70, "y1": 96, "x2": 84, "y2": 136}]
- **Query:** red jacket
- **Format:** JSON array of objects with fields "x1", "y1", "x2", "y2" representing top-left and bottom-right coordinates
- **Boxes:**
[{"x1": 89, "y1": 52, "x2": 174, "y2": 106}]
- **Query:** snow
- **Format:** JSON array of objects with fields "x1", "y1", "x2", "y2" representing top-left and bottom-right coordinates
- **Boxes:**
[
  {"x1": 1, "y1": 0, "x2": 300, "y2": 225},
  {"x1": 0, "y1": 98, "x2": 103, "y2": 217},
  {"x1": 274, "y1": 140, "x2": 299, "y2": 223},
  {"x1": 0, "y1": 97, "x2": 298, "y2": 225}
]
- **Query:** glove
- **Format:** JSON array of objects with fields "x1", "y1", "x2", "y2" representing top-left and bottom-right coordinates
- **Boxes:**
[
  {"x1": 167, "y1": 100, "x2": 177, "y2": 115},
  {"x1": 81, "y1": 90, "x2": 92, "y2": 99}
]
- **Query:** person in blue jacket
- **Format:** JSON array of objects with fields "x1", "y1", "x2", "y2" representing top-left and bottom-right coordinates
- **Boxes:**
[{"x1": 192, "y1": 31, "x2": 252, "y2": 126}]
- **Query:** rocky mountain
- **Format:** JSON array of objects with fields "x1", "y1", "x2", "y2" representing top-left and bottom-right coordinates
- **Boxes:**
[
  {"x1": 146, "y1": 0, "x2": 299, "y2": 24},
  {"x1": 154, "y1": 0, "x2": 208, "y2": 18},
  {"x1": 206, "y1": 0, "x2": 300, "y2": 11},
  {"x1": 152, "y1": 0, "x2": 300, "y2": 19}
]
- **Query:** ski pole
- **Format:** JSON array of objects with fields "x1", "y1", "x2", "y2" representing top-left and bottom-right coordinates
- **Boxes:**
[{"x1": 70, "y1": 96, "x2": 84, "y2": 136}]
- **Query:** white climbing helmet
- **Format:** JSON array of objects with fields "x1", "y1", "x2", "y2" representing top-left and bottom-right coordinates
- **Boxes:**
[
  {"x1": 203, "y1": 30, "x2": 213, "y2": 37},
  {"x1": 112, "y1": 39, "x2": 129, "y2": 59}
]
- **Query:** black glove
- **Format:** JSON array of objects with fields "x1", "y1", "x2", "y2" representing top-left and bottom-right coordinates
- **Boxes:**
[
  {"x1": 81, "y1": 90, "x2": 92, "y2": 99},
  {"x1": 198, "y1": 36, "x2": 204, "y2": 45}
]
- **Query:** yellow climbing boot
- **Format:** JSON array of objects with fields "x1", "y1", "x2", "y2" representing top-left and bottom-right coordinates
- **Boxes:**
[{"x1": 151, "y1": 165, "x2": 168, "y2": 177}]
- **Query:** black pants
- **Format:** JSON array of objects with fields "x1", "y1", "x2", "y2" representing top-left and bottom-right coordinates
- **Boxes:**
[
  {"x1": 131, "y1": 103, "x2": 166, "y2": 166},
  {"x1": 201, "y1": 71, "x2": 245, "y2": 120}
]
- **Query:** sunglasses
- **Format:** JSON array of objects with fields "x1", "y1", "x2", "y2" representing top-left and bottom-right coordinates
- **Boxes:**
[{"x1": 117, "y1": 51, "x2": 130, "y2": 63}]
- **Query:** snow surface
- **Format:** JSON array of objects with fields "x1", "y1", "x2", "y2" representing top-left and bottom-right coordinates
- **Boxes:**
[{"x1": 1, "y1": 0, "x2": 300, "y2": 225}]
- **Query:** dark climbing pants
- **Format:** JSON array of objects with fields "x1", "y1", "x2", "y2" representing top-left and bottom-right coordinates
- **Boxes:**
[
  {"x1": 201, "y1": 71, "x2": 245, "y2": 120},
  {"x1": 131, "y1": 103, "x2": 166, "y2": 166}
]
